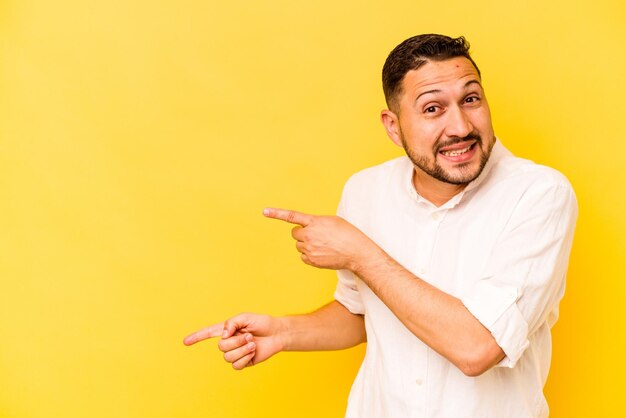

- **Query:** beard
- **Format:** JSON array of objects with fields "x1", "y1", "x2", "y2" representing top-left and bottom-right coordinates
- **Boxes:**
[{"x1": 401, "y1": 133, "x2": 494, "y2": 185}]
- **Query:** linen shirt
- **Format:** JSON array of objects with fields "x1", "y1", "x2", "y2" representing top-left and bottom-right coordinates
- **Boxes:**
[{"x1": 334, "y1": 140, "x2": 577, "y2": 418}]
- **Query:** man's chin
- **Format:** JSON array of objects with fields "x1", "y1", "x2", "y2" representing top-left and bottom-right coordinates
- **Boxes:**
[
  {"x1": 436, "y1": 160, "x2": 485, "y2": 185},
  {"x1": 407, "y1": 145, "x2": 490, "y2": 186},
  {"x1": 436, "y1": 146, "x2": 491, "y2": 184}
]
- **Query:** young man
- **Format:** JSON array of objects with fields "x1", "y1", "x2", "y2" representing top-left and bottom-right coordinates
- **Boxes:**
[{"x1": 185, "y1": 34, "x2": 577, "y2": 417}]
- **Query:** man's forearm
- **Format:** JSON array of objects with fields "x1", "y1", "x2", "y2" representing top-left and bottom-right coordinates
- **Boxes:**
[
  {"x1": 279, "y1": 300, "x2": 366, "y2": 352},
  {"x1": 355, "y1": 247, "x2": 504, "y2": 376}
]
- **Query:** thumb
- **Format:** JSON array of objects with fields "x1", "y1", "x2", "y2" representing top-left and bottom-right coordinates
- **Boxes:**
[{"x1": 222, "y1": 313, "x2": 256, "y2": 338}]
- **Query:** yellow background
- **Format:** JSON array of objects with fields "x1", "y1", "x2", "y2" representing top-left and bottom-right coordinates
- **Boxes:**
[{"x1": 1, "y1": 1, "x2": 624, "y2": 417}]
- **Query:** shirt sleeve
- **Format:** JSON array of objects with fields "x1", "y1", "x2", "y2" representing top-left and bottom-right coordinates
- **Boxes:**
[
  {"x1": 461, "y1": 180, "x2": 578, "y2": 368},
  {"x1": 334, "y1": 270, "x2": 366, "y2": 315},
  {"x1": 333, "y1": 181, "x2": 366, "y2": 315}
]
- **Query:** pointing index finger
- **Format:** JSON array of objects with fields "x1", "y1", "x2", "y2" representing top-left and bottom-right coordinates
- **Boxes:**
[
  {"x1": 263, "y1": 207, "x2": 314, "y2": 226},
  {"x1": 183, "y1": 322, "x2": 224, "y2": 346}
]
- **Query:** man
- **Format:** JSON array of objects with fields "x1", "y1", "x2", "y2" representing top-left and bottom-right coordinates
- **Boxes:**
[{"x1": 184, "y1": 34, "x2": 577, "y2": 417}]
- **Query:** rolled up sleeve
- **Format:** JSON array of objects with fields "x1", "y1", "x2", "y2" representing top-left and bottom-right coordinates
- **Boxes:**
[
  {"x1": 463, "y1": 280, "x2": 529, "y2": 367},
  {"x1": 335, "y1": 269, "x2": 366, "y2": 315},
  {"x1": 461, "y1": 180, "x2": 578, "y2": 368}
]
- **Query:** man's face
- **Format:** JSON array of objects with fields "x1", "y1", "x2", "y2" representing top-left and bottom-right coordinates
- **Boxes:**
[{"x1": 389, "y1": 57, "x2": 496, "y2": 186}]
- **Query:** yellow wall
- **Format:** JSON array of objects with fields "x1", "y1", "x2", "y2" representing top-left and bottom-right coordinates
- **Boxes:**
[{"x1": 1, "y1": 1, "x2": 624, "y2": 417}]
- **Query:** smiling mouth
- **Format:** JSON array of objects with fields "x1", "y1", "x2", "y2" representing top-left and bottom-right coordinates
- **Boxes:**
[{"x1": 439, "y1": 142, "x2": 476, "y2": 157}]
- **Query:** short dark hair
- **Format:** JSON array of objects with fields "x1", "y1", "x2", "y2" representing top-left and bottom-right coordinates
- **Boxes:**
[{"x1": 382, "y1": 34, "x2": 481, "y2": 110}]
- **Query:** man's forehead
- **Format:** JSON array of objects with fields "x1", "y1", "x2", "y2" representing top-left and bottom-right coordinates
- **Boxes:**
[{"x1": 401, "y1": 57, "x2": 482, "y2": 96}]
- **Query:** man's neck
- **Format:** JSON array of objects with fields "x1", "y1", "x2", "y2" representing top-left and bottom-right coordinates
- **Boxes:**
[{"x1": 412, "y1": 170, "x2": 468, "y2": 207}]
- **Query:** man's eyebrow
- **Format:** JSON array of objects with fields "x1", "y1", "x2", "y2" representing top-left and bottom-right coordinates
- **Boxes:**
[
  {"x1": 415, "y1": 89, "x2": 441, "y2": 102},
  {"x1": 464, "y1": 79, "x2": 482, "y2": 89}
]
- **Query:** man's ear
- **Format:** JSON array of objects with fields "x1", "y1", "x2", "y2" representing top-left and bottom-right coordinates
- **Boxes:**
[{"x1": 380, "y1": 109, "x2": 403, "y2": 148}]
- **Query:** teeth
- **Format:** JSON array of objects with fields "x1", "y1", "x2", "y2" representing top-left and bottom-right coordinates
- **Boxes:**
[{"x1": 441, "y1": 145, "x2": 472, "y2": 157}]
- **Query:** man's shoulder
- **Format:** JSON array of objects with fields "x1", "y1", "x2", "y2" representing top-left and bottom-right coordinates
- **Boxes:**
[
  {"x1": 344, "y1": 156, "x2": 411, "y2": 190},
  {"x1": 467, "y1": 146, "x2": 578, "y2": 236},
  {"x1": 337, "y1": 156, "x2": 411, "y2": 223},
  {"x1": 476, "y1": 147, "x2": 578, "y2": 220},
  {"x1": 488, "y1": 149, "x2": 574, "y2": 194}
]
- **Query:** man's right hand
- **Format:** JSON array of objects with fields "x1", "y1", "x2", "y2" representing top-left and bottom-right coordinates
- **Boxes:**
[{"x1": 183, "y1": 313, "x2": 286, "y2": 370}]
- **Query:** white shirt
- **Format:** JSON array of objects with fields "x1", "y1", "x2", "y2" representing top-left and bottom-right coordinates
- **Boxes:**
[{"x1": 334, "y1": 140, "x2": 578, "y2": 418}]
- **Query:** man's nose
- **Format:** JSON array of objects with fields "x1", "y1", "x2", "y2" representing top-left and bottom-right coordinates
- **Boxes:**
[{"x1": 444, "y1": 106, "x2": 473, "y2": 139}]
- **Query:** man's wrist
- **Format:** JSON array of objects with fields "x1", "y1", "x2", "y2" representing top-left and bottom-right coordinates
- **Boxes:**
[
  {"x1": 350, "y1": 242, "x2": 387, "y2": 279},
  {"x1": 275, "y1": 316, "x2": 292, "y2": 352}
]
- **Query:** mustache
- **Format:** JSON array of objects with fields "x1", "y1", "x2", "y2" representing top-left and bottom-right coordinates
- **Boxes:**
[{"x1": 434, "y1": 133, "x2": 482, "y2": 154}]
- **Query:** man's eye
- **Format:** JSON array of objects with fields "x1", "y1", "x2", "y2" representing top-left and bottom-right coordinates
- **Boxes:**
[
  {"x1": 425, "y1": 106, "x2": 437, "y2": 113},
  {"x1": 465, "y1": 96, "x2": 479, "y2": 103}
]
